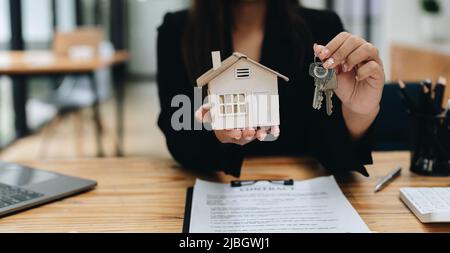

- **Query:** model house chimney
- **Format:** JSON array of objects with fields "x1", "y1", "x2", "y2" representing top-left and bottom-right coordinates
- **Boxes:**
[{"x1": 212, "y1": 51, "x2": 221, "y2": 70}]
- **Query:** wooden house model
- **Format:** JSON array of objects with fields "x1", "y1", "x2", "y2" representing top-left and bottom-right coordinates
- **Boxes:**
[{"x1": 197, "y1": 51, "x2": 289, "y2": 130}]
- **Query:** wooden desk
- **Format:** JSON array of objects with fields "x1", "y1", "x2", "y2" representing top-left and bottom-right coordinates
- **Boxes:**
[
  {"x1": 0, "y1": 50, "x2": 128, "y2": 156},
  {"x1": 0, "y1": 152, "x2": 449, "y2": 233},
  {"x1": 0, "y1": 51, "x2": 128, "y2": 75}
]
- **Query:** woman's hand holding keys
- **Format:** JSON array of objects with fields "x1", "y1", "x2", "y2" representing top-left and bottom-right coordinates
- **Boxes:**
[
  {"x1": 314, "y1": 32, "x2": 385, "y2": 140},
  {"x1": 314, "y1": 32, "x2": 385, "y2": 116}
]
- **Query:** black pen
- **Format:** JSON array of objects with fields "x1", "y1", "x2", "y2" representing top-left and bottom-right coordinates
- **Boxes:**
[
  {"x1": 421, "y1": 79, "x2": 433, "y2": 97},
  {"x1": 434, "y1": 77, "x2": 447, "y2": 114},
  {"x1": 445, "y1": 100, "x2": 450, "y2": 130},
  {"x1": 421, "y1": 79, "x2": 434, "y2": 113},
  {"x1": 398, "y1": 80, "x2": 418, "y2": 113},
  {"x1": 421, "y1": 84, "x2": 433, "y2": 115}
]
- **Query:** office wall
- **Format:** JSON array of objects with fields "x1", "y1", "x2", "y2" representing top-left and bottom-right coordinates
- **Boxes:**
[
  {"x1": 0, "y1": 0, "x2": 10, "y2": 48},
  {"x1": 0, "y1": 77, "x2": 14, "y2": 146},
  {"x1": 2, "y1": 0, "x2": 76, "y2": 47},
  {"x1": 335, "y1": 0, "x2": 367, "y2": 39},
  {"x1": 56, "y1": 0, "x2": 76, "y2": 32},
  {"x1": 0, "y1": 0, "x2": 12, "y2": 145},
  {"x1": 378, "y1": 0, "x2": 450, "y2": 79},
  {"x1": 381, "y1": 0, "x2": 450, "y2": 43},
  {"x1": 128, "y1": 0, "x2": 188, "y2": 77},
  {"x1": 23, "y1": 0, "x2": 53, "y2": 45}
]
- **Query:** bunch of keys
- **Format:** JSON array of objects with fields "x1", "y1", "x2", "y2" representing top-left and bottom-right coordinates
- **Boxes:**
[{"x1": 309, "y1": 56, "x2": 338, "y2": 116}]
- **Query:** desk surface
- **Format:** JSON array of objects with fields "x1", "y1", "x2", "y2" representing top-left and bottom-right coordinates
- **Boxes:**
[
  {"x1": 0, "y1": 152, "x2": 449, "y2": 233},
  {"x1": 0, "y1": 50, "x2": 128, "y2": 75}
]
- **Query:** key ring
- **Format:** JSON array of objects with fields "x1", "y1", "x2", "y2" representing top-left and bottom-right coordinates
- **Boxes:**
[
  {"x1": 313, "y1": 55, "x2": 321, "y2": 65},
  {"x1": 313, "y1": 56, "x2": 329, "y2": 79}
]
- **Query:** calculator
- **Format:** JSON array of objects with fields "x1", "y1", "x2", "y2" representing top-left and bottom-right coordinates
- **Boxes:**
[{"x1": 400, "y1": 188, "x2": 450, "y2": 223}]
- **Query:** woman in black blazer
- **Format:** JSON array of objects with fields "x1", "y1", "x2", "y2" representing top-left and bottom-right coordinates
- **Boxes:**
[{"x1": 157, "y1": 0, "x2": 385, "y2": 177}]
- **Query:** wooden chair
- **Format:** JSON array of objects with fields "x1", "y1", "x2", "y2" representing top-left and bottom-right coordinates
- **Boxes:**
[
  {"x1": 390, "y1": 43, "x2": 450, "y2": 106},
  {"x1": 53, "y1": 28, "x2": 105, "y2": 58},
  {"x1": 38, "y1": 28, "x2": 106, "y2": 158}
]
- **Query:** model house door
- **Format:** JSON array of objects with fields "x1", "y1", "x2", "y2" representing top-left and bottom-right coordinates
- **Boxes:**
[{"x1": 253, "y1": 92, "x2": 271, "y2": 126}]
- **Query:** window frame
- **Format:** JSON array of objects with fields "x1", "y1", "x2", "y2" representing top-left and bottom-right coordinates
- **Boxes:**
[{"x1": 218, "y1": 93, "x2": 248, "y2": 117}]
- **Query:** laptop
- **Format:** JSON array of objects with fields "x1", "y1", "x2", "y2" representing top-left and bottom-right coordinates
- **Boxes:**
[{"x1": 0, "y1": 161, "x2": 97, "y2": 218}]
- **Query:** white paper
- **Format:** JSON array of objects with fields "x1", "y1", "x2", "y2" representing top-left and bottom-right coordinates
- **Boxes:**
[{"x1": 189, "y1": 176, "x2": 370, "y2": 233}]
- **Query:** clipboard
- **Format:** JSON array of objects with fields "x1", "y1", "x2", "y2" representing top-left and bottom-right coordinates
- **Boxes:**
[
  {"x1": 183, "y1": 187, "x2": 194, "y2": 233},
  {"x1": 182, "y1": 179, "x2": 294, "y2": 233}
]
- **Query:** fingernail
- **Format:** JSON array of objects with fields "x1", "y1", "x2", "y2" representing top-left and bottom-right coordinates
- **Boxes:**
[
  {"x1": 323, "y1": 58, "x2": 335, "y2": 69},
  {"x1": 245, "y1": 137, "x2": 253, "y2": 141},
  {"x1": 320, "y1": 48, "x2": 330, "y2": 58},
  {"x1": 343, "y1": 63, "x2": 349, "y2": 72},
  {"x1": 258, "y1": 133, "x2": 267, "y2": 141}
]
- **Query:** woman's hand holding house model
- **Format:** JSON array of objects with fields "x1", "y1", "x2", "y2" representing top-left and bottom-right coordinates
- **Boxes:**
[{"x1": 195, "y1": 104, "x2": 280, "y2": 146}]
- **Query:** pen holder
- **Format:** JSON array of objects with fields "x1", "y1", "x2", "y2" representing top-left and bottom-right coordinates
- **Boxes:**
[{"x1": 410, "y1": 113, "x2": 450, "y2": 176}]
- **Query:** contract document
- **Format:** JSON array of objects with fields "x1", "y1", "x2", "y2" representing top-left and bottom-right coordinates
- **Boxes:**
[{"x1": 188, "y1": 176, "x2": 370, "y2": 233}]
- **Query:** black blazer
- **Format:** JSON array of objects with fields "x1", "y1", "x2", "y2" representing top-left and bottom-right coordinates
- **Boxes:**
[{"x1": 157, "y1": 7, "x2": 375, "y2": 177}]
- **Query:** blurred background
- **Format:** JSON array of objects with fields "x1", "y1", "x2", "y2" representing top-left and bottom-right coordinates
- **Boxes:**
[{"x1": 0, "y1": 0, "x2": 449, "y2": 161}]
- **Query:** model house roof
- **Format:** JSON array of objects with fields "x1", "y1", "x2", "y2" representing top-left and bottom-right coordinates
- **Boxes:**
[{"x1": 196, "y1": 52, "x2": 290, "y2": 87}]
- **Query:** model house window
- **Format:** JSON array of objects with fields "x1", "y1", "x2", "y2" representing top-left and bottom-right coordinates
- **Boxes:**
[
  {"x1": 219, "y1": 94, "x2": 247, "y2": 116},
  {"x1": 235, "y1": 68, "x2": 250, "y2": 79}
]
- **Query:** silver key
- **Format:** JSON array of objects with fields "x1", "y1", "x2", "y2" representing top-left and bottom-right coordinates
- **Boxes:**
[
  {"x1": 324, "y1": 74, "x2": 338, "y2": 116},
  {"x1": 310, "y1": 58, "x2": 333, "y2": 111},
  {"x1": 313, "y1": 81, "x2": 324, "y2": 110},
  {"x1": 324, "y1": 72, "x2": 338, "y2": 90},
  {"x1": 310, "y1": 57, "x2": 338, "y2": 116},
  {"x1": 313, "y1": 86, "x2": 323, "y2": 110},
  {"x1": 325, "y1": 90, "x2": 334, "y2": 116},
  {"x1": 313, "y1": 78, "x2": 325, "y2": 110}
]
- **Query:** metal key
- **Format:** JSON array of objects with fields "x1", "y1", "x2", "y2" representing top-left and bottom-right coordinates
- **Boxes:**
[
  {"x1": 324, "y1": 74, "x2": 338, "y2": 116},
  {"x1": 313, "y1": 85, "x2": 323, "y2": 110},
  {"x1": 324, "y1": 90, "x2": 334, "y2": 116},
  {"x1": 312, "y1": 72, "x2": 325, "y2": 110},
  {"x1": 310, "y1": 57, "x2": 338, "y2": 116},
  {"x1": 309, "y1": 58, "x2": 333, "y2": 111}
]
